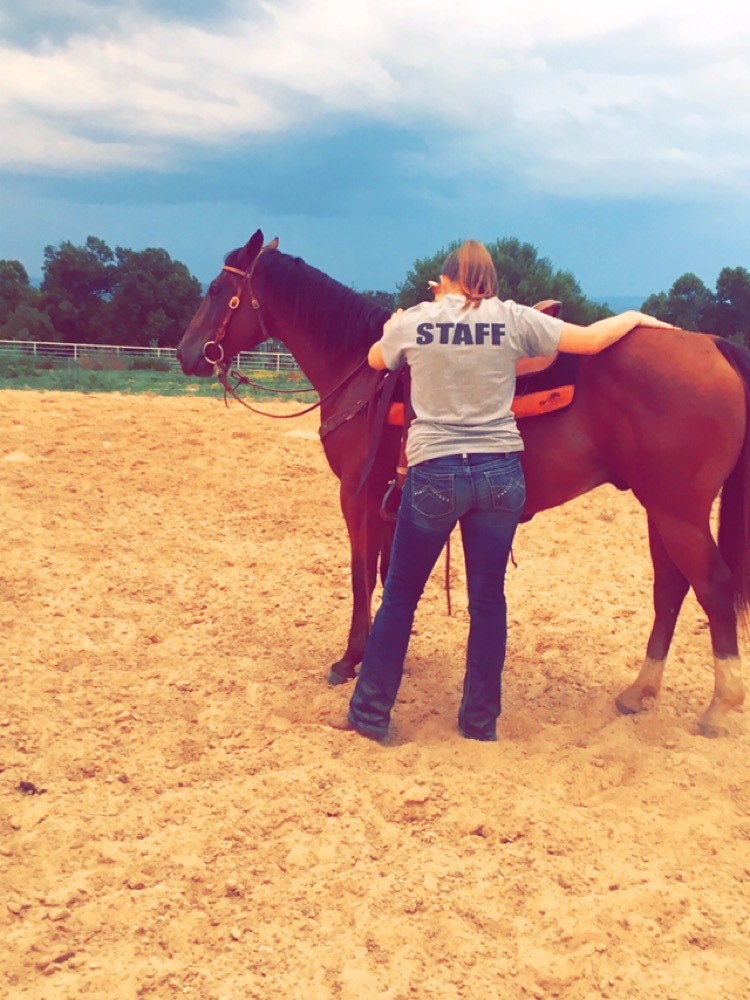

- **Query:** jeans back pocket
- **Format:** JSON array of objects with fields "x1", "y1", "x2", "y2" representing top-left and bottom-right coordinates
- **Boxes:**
[
  {"x1": 410, "y1": 469, "x2": 456, "y2": 519},
  {"x1": 483, "y1": 471, "x2": 526, "y2": 513}
]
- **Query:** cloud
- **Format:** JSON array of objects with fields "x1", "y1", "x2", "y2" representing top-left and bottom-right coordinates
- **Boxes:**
[{"x1": 1, "y1": 0, "x2": 749, "y2": 200}]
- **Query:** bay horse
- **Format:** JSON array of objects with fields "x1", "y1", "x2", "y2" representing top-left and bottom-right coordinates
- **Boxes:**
[{"x1": 176, "y1": 229, "x2": 750, "y2": 737}]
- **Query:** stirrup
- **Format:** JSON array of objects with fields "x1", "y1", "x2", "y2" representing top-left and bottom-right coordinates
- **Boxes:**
[{"x1": 380, "y1": 479, "x2": 401, "y2": 522}]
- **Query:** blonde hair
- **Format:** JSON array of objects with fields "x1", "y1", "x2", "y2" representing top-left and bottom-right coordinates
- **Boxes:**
[{"x1": 441, "y1": 240, "x2": 498, "y2": 307}]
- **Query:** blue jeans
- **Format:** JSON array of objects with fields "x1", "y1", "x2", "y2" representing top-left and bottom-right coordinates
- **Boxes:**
[{"x1": 348, "y1": 452, "x2": 525, "y2": 741}]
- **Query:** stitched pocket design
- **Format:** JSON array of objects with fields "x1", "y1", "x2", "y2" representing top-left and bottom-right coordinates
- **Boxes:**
[
  {"x1": 484, "y1": 472, "x2": 526, "y2": 513},
  {"x1": 411, "y1": 471, "x2": 456, "y2": 519}
]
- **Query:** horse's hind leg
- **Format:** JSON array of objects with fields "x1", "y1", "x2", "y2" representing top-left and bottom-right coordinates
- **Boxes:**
[
  {"x1": 633, "y1": 512, "x2": 743, "y2": 736},
  {"x1": 616, "y1": 517, "x2": 690, "y2": 715}
]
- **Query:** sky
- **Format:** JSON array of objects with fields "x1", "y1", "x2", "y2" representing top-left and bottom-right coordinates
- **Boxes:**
[{"x1": 1, "y1": 0, "x2": 749, "y2": 306}]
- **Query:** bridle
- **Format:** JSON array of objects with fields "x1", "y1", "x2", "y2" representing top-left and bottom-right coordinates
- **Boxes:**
[
  {"x1": 200, "y1": 247, "x2": 370, "y2": 421},
  {"x1": 202, "y1": 248, "x2": 270, "y2": 368}
]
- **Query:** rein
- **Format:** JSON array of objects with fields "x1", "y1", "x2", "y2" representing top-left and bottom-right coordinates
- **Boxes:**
[
  {"x1": 204, "y1": 254, "x2": 370, "y2": 421},
  {"x1": 214, "y1": 356, "x2": 369, "y2": 421}
]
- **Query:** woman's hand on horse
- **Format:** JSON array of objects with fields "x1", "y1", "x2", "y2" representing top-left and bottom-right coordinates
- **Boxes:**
[
  {"x1": 559, "y1": 311, "x2": 677, "y2": 355},
  {"x1": 368, "y1": 341, "x2": 387, "y2": 370},
  {"x1": 628, "y1": 311, "x2": 677, "y2": 330}
]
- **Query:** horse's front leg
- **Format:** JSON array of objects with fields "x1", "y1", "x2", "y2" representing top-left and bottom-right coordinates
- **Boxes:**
[{"x1": 327, "y1": 483, "x2": 380, "y2": 685}]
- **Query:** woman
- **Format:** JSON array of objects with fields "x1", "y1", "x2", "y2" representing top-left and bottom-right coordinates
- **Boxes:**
[{"x1": 331, "y1": 240, "x2": 673, "y2": 743}]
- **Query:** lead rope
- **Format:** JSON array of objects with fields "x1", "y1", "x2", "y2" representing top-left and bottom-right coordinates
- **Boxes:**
[{"x1": 445, "y1": 535, "x2": 452, "y2": 616}]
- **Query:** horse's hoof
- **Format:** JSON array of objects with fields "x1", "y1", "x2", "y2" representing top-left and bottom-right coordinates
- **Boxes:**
[
  {"x1": 327, "y1": 669, "x2": 353, "y2": 687},
  {"x1": 698, "y1": 722, "x2": 730, "y2": 739},
  {"x1": 614, "y1": 695, "x2": 640, "y2": 716}
]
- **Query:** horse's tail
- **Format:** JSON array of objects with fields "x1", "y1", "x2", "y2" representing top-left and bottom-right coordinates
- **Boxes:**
[{"x1": 715, "y1": 338, "x2": 750, "y2": 622}]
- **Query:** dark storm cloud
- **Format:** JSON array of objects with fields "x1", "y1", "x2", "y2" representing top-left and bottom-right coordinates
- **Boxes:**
[{"x1": 2, "y1": 121, "x2": 444, "y2": 218}]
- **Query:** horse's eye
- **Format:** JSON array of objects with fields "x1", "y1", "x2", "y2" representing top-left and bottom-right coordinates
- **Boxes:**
[{"x1": 209, "y1": 282, "x2": 220, "y2": 298}]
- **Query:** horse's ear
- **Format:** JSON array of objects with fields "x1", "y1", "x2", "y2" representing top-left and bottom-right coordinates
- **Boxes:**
[
  {"x1": 532, "y1": 299, "x2": 562, "y2": 317},
  {"x1": 265, "y1": 237, "x2": 279, "y2": 251},
  {"x1": 237, "y1": 230, "x2": 264, "y2": 270}
]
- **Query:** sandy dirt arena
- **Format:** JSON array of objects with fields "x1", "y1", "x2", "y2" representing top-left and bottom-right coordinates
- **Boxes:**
[{"x1": 1, "y1": 388, "x2": 749, "y2": 1000}]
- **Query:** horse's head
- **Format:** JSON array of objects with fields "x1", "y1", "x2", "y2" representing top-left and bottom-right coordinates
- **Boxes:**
[{"x1": 176, "y1": 229, "x2": 279, "y2": 376}]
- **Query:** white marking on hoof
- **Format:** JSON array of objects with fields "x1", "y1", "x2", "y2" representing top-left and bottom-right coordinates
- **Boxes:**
[
  {"x1": 699, "y1": 655, "x2": 744, "y2": 735},
  {"x1": 615, "y1": 657, "x2": 666, "y2": 714}
]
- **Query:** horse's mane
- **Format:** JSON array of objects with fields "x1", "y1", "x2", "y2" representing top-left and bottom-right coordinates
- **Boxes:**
[{"x1": 226, "y1": 247, "x2": 390, "y2": 361}]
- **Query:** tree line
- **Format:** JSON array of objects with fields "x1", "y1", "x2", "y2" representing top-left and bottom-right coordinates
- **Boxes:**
[
  {"x1": 641, "y1": 269, "x2": 750, "y2": 339},
  {"x1": 1, "y1": 234, "x2": 749, "y2": 349},
  {"x1": 0, "y1": 237, "x2": 203, "y2": 348}
]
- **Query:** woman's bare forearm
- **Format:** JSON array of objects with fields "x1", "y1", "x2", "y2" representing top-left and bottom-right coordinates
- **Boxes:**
[{"x1": 558, "y1": 311, "x2": 675, "y2": 355}]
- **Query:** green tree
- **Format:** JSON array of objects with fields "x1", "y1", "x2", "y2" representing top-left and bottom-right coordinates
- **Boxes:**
[
  {"x1": 36, "y1": 237, "x2": 203, "y2": 346},
  {"x1": 40, "y1": 236, "x2": 115, "y2": 343},
  {"x1": 639, "y1": 290, "x2": 670, "y2": 321},
  {"x1": 107, "y1": 247, "x2": 203, "y2": 347},
  {"x1": 641, "y1": 273, "x2": 716, "y2": 331},
  {"x1": 0, "y1": 260, "x2": 34, "y2": 325},
  {"x1": 0, "y1": 259, "x2": 56, "y2": 341},
  {"x1": 359, "y1": 289, "x2": 396, "y2": 312},
  {"x1": 397, "y1": 238, "x2": 607, "y2": 323},
  {"x1": 1, "y1": 302, "x2": 57, "y2": 341},
  {"x1": 714, "y1": 266, "x2": 750, "y2": 342}
]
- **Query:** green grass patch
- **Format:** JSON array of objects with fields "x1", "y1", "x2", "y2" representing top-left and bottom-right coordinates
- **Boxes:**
[{"x1": 0, "y1": 355, "x2": 317, "y2": 400}]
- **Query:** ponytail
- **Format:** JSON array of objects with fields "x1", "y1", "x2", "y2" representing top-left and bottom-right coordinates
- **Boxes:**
[{"x1": 442, "y1": 240, "x2": 498, "y2": 307}]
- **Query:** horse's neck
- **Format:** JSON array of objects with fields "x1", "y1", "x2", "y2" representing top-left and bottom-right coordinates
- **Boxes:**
[
  {"x1": 261, "y1": 263, "x2": 373, "y2": 394},
  {"x1": 273, "y1": 323, "x2": 334, "y2": 392}
]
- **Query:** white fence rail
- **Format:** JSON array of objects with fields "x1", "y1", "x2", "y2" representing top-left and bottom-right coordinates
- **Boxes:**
[{"x1": 0, "y1": 339, "x2": 299, "y2": 373}]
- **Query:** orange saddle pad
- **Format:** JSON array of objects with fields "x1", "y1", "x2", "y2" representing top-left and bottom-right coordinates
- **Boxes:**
[
  {"x1": 511, "y1": 385, "x2": 575, "y2": 418},
  {"x1": 387, "y1": 386, "x2": 574, "y2": 426}
]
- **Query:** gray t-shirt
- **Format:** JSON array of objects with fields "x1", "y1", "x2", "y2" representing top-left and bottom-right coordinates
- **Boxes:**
[{"x1": 380, "y1": 294, "x2": 563, "y2": 465}]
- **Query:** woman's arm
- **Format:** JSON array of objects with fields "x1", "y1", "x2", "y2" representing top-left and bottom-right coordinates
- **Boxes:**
[
  {"x1": 368, "y1": 341, "x2": 387, "y2": 369},
  {"x1": 558, "y1": 311, "x2": 675, "y2": 355},
  {"x1": 368, "y1": 309, "x2": 406, "y2": 370}
]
